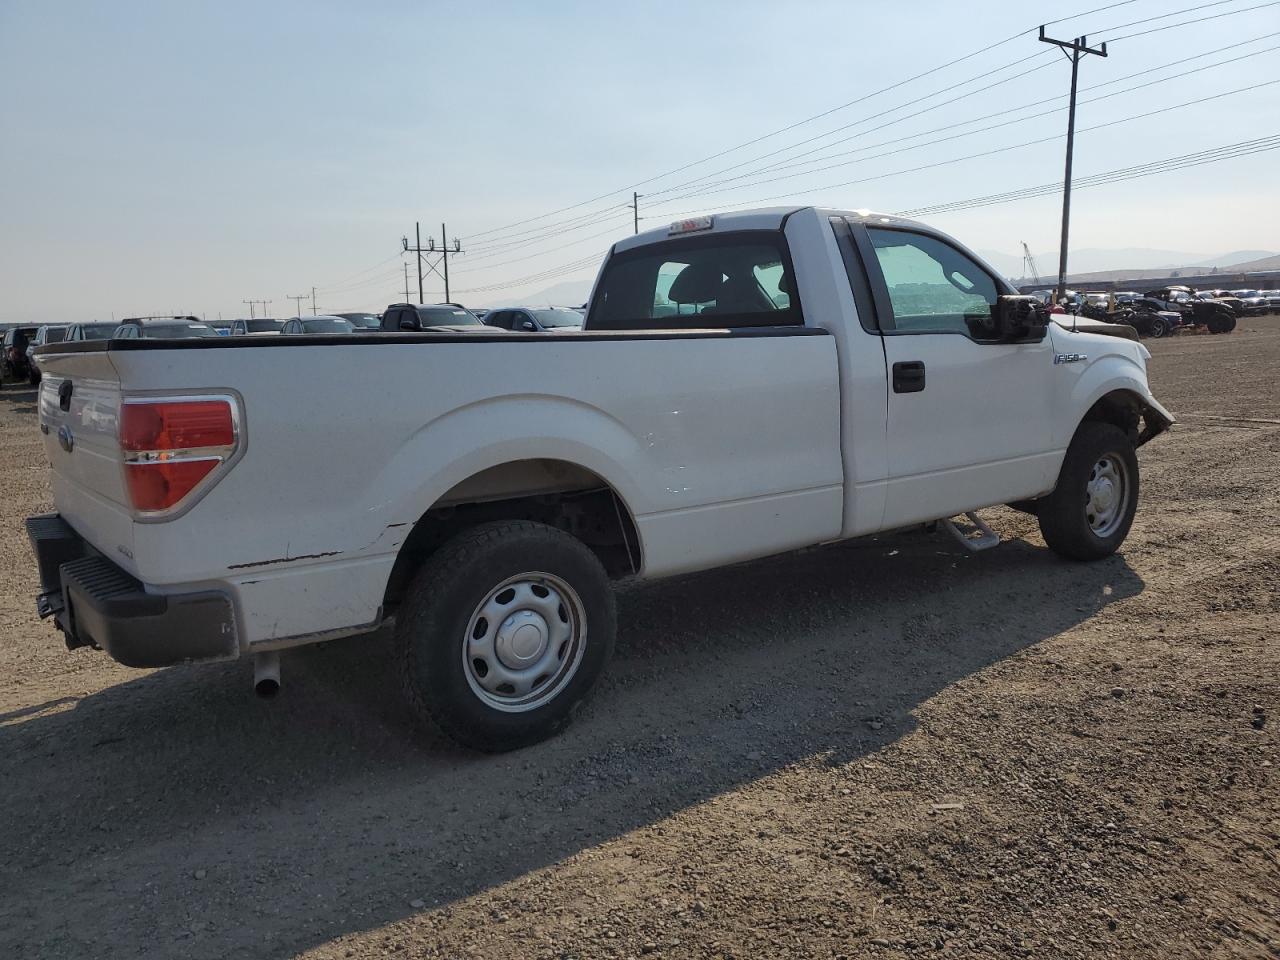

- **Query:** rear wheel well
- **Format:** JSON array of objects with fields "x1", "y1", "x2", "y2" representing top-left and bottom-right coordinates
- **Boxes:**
[{"x1": 382, "y1": 460, "x2": 641, "y2": 613}]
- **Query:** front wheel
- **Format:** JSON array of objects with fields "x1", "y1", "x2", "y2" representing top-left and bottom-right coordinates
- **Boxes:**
[
  {"x1": 1149, "y1": 316, "x2": 1169, "y2": 338},
  {"x1": 1038, "y1": 422, "x2": 1139, "y2": 561},
  {"x1": 396, "y1": 520, "x2": 616, "y2": 752}
]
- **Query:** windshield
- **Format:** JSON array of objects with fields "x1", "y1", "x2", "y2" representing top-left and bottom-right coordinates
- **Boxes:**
[
  {"x1": 43, "y1": 327, "x2": 69, "y2": 343},
  {"x1": 83, "y1": 323, "x2": 118, "y2": 339},
  {"x1": 419, "y1": 306, "x2": 481, "y2": 325},
  {"x1": 144, "y1": 324, "x2": 218, "y2": 339},
  {"x1": 300, "y1": 318, "x2": 355, "y2": 333},
  {"x1": 531, "y1": 309, "x2": 583, "y2": 328},
  {"x1": 246, "y1": 319, "x2": 285, "y2": 332},
  {"x1": 1235, "y1": 290, "x2": 1259, "y2": 297}
]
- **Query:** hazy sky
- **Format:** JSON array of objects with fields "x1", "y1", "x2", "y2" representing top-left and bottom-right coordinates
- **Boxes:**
[{"x1": 2, "y1": 0, "x2": 1278, "y2": 322}]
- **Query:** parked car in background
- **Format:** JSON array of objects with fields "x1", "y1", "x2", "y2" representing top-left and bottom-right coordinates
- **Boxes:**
[
  {"x1": 380, "y1": 303, "x2": 485, "y2": 331},
  {"x1": 2, "y1": 325, "x2": 39, "y2": 385},
  {"x1": 1228, "y1": 290, "x2": 1272, "y2": 316},
  {"x1": 230, "y1": 318, "x2": 286, "y2": 336},
  {"x1": 1260, "y1": 290, "x2": 1280, "y2": 311},
  {"x1": 281, "y1": 316, "x2": 356, "y2": 335},
  {"x1": 1145, "y1": 287, "x2": 1236, "y2": 334},
  {"x1": 483, "y1": 307, "x2": 585, "y2": 332},
  {"x1": 1194, "y1": 289, "x2": 1247, "y2": 316},
  {"x1": 25, "y1": 325, "x2": 71, "y2": 384},
  {"x1": 112, "y1": 319, "x2": 219, "y2": 339},
  {"x1": 65, "y1": 322, "x2": 121, "y2": 343},
  {"x1": 333, "y1": 313, "x2": 381, "y2": 329}
]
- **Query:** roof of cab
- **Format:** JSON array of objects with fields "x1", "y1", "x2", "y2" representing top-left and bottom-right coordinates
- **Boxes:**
[{"x1": 611, "y1": 206, "x2": 934, "y2": 255}]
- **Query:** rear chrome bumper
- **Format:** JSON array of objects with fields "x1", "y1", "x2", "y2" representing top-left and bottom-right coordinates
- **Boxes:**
[{"x1": 26, "y1": 513, "x2": 238, "y2": 668}]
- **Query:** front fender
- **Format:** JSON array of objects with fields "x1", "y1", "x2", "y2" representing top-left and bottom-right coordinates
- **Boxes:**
[{"x1": 1052, "y1": 336, "x2": 1174, "y2": 449}]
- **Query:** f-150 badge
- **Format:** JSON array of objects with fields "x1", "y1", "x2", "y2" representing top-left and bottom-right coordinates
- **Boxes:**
[{"x1": 1054, "y1": 353, "x2": 1088, "y2": 365}]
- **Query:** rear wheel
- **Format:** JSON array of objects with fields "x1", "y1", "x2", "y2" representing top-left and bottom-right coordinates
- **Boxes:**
[
  {"x1": 1149, "y1": 315, "x2": 1169, "y2": 338},
  {"x1": 1038, "y1": 422, "x2": 1139, "y2": 561},
  {"x1": 396, "y1": 520, "x2": 616, "y2": 752}
]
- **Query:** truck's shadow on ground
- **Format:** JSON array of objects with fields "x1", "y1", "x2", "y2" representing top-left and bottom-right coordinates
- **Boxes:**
[
  {"x1": 0, "y1": 384, "x2": 39, "y2": 415},
  {"x1": 0, "y1": 526, "x2": 1143, "y2": 958}
]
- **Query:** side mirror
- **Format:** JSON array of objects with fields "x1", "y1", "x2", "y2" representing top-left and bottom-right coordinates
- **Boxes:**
[
  {"x1": 399, "y1": 319, "x2": 417, "y2": 331},
  {"x1": 995, "y1": 295, "x2": 1050, "y2": 342},
  {"x1": 521, "y1": 321, "x2": 536, "y2": 331}
]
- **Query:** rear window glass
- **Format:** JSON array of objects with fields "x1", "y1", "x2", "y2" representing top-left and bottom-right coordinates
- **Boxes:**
[
  {"x1": 301, "y1": 318, "x2": 355, "y2": 333},
  {"x1": 531, "y1": 309, "x2": 583, "y2": 327},
  {"x1": 144, "y1": 324, "x2": 218, "y2": 338},
  {"x1": 588, "y1": 231, "x2": 801, "y2": 330},
  {"x1": 418, "y1": 307, "x2": 481, "y2": 325},
  {"x1": 247, "y1": 320, "x2": 285, "y2": 332},
  {"x1": 44, "y1": 327, "x2": 69, "y2": 343}
]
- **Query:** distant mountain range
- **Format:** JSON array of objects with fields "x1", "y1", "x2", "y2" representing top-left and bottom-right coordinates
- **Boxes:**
[{"x1": 979, "y1": 247, "x2": 1278, "y2": 281}]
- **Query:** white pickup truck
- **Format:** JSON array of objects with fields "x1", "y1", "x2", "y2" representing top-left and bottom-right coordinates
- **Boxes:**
[{"x1": 28, "y1": 207, "x2": 1172, "y2": 751}]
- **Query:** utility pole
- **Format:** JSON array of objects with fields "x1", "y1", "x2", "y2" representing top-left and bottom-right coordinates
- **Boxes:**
[
  {"x1": 242, "y1": 299, "x2": 258, "y2": 320},
  {"x1": 631, "y1": 192, "x2": 642, "y2": 234},
  {"x1": 1039, "y1": 27, "x2": 1108, "y2": 302},
  {"x1": 256, "y1": 299, "x2": 272, "y2": 318},
  {"x1": 401, "y1": 221, "x2": 465, "y2": 303},
  {"x1": 287, "y1": 293, "x2": 307, "y2": 317},
  {"x1": 403, "y1": 262, "x2": 411, "y2": 301},
  {"x1": 310, "y1": 286, "x2": 317, "y2": 315}
]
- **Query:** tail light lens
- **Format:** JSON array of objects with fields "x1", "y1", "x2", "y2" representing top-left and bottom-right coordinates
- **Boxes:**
[{"x1": 119, "y1": 397, "x2": 239, "y2": 515}]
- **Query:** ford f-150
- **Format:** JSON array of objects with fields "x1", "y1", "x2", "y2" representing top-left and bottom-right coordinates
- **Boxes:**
[{"x1": 28, "y1": 207, "x2": 1173, "y2": 751}]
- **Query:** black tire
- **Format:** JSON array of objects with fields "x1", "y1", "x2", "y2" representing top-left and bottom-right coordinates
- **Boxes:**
[
  {"x1": 1149, "y1": 316, "x2": 1168, "y2": 339},
  {"x1": 1038, "y1": 422, "x2": 1139, "y2": 561},
  {"x1": 396, "y1": 520, "x2": 616, "y2": 752}
]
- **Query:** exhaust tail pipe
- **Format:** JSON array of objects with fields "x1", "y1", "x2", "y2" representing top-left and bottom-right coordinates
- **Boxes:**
[{"x1": 253, "y1": 651, "x2": 281, "y2": 698}]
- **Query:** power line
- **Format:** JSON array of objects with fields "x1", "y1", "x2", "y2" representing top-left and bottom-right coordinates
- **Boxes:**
[
  {"x1": 456, "y1": 217, "x2": 631, "y2": 272},
  {"x1": 313, "y1": 253, "x2": 405, "y2": 291},
  {"x1": 458, "y1": 0, "x2": 1148, "y2": 244},
  {"x1": 646, "y1": 34, "x2": 1280, "y2": 208},
  {"x1": 896, "y1": 135, "x2": 1280, "y2": 217},
  {"x1": 456, "y1": 1, "x2": 1276, "y2": 264},
  {"x1": 644, "y1": 45, "x2": 1280, "y2": 213},
  {"x1": 669, "y1": 31, "x2": 1280, "y2": 198},
  {"x1": 462, "y1": 137, "x2": 1279, "y2": 300},
  {"x1": 1100, "y1": 0, "x2": 1280, "y2": 40}
]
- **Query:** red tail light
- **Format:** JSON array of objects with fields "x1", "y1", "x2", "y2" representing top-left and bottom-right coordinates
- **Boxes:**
[{"x1": 119, "y1": 397, "x2": 239, "y2": 514}]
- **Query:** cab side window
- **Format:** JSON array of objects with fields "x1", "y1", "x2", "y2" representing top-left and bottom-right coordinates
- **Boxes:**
[{"x1": 867, "y1": 228, "x2": 997, "y2": 336}]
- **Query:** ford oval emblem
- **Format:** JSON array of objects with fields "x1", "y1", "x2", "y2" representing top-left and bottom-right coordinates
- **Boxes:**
[{"x1": 57, "y1": 424, "x2": 75, "y2": 453}]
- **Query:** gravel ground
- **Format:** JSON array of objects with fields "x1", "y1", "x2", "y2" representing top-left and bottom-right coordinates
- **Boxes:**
[{"x1": 1, "y1": 319, "x2": 1276, "y2": 959}]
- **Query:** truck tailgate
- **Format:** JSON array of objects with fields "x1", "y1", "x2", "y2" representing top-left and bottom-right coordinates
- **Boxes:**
[{"x1": 35, "y1": 350, "x2": 135, "y2": 564}]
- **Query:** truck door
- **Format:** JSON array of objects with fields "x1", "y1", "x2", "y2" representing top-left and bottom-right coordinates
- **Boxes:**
[{"x1": 853, "y1": 223, "x2": 1057, "y2": 528}]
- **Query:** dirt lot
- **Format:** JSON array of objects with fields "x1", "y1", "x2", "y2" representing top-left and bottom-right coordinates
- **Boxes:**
[{"x1": 1, "y1": 320, "x2": 1277, "y2": 960}]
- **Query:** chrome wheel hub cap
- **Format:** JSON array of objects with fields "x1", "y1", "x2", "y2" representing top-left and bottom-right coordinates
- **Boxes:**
[
  {"x1": 463, "y1": 573, "x2": 586, "y2": 713},
  {"x1": 1085, "y1": 455, "x2": 1128, "y2": 538}
]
